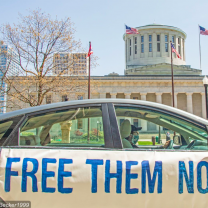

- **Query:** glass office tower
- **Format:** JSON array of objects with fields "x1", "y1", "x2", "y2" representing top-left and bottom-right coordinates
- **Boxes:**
[{"x1": 0, "y1": 41, "x2": 19, "y2": 113}]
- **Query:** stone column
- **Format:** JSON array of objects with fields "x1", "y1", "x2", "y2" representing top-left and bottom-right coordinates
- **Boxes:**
[
  {"x1": 201, "y1": 92, "x2": 206, "y2": 119},
  {"x1": 61, "y1": 121, "x2": 73, "y2": 143},
  {"x1": 127, "y1": 37, "x2": 130, "y2": 62},
  {"x1": 183, "y1": 38, "x2": 186, "y2": 61},
  {"x1": 186, "y1": 92, "x2": 193, "y2": 114},
  {"x1": 125, "y1": 93, "x2": 131, "y2": 99},
  {"x1": 161, "y1": 33, "x2": 165, "y2": 57},
  {"x1": 174, "y1": 93, "x2": 178, "y2": 108},
  {"x1": 140, "y1": 92, "x2": 147, "y2": 101},
  {"x1": 156, "y1": 93, "x2": 162, "y2": 103},
  {"x1": 110, "y1": 93, "x2": 117, "y2": 99},
  {"x1": 99, "y1": 92, "x2": 106, "y2": 98},
  {"x1": 140, "y1": 93, "x2": 147, "y2": 131},
  {"x1": 152, "y1": 33, "x2": 157, "y2": 58},
  {"x1": 125, "y1": 35, "x2": 127, "y2": 66},
  {"x1": 175, "y1": 35, "x2": 179, "y2": 55},
  {"x1": 181, "y1": 38, "x2": 184, "y2": 61},
  {"x1": 168, "y1": 34, "x2": 172, "y2": 58},
  {"x1": 144, "y1": 33, "x2": 148, "y2": 58},
  {"x1": 83, "y1": 93, "x2": 88, "y2": 100}
]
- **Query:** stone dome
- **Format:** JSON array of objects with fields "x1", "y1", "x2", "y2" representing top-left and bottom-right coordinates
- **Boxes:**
[{"x1": 124, "y1": 24, "x2": 186, "y2": 69}]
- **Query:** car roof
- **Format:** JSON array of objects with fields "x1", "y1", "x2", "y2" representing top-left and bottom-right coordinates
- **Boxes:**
[{"x1": 0, "y1": 99, "x2": 208, "y2": 125}]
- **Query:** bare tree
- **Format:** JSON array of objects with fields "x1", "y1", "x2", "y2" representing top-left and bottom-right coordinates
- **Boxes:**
[{"x1": 0, "y1": 10, "x2": 97, "y2": 111}]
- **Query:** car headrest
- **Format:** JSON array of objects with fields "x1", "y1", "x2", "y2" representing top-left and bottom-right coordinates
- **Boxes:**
[{"x1": 120, "y1": 119, "x2": 131, "y2": 139}]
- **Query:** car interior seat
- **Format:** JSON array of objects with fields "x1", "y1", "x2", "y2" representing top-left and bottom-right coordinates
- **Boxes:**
[{"x1": 120, "y1": 119, "x2": 133, "y2": 148}]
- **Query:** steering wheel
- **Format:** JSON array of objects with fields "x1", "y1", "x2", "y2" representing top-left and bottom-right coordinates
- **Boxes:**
[{"x1": 166, "y1": 140, "x2": 174, "y2": 149}]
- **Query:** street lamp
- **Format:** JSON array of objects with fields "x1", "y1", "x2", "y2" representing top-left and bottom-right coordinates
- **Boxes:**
[{"x1": 203, "y1": 76, "x2": 208, "y2": 119}]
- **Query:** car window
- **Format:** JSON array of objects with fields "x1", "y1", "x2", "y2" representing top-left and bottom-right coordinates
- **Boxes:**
[
  {"x1": 19, "y1": 106, "x2": 105, "y2": 148},
  {"x1": 0, "y1": 121, "x2": 13, "y2": 140},
  {"x1": 115, "y1": 105, "x2": 208, "y2": 151}
]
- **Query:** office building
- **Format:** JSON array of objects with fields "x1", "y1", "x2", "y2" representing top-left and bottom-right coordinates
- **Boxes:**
[
  {"x1": 53, "y1": 52, "x2": 88, "y2": 75},
  {"x1": 0, "y1": 41, "x2": 19, "y2": 113}
]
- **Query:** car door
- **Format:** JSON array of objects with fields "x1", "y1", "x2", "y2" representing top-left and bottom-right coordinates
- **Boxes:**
[
  {"x1": 110, "y1": 102, "x2": 208, "y2": 208},
  {"x1": 0, "y1": 102, "x2": 125, "y2": 208}
]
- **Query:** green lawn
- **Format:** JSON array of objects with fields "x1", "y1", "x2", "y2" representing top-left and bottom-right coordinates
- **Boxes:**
[{"x1": 138, "y1": 141, "x2": 160, "y2": 145}]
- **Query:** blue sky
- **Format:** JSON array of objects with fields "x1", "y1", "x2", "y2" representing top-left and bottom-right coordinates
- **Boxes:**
[{"x1": 0, "y1": 0, "x2": 208, "y2": 77}]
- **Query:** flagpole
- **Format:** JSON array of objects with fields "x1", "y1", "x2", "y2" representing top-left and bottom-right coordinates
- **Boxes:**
[
  {"x1": 87, "y1": 41, "x2": 91, "y2": 144},
  {"x1": 124, "y1": 24, "x2": 127, "y2": 71},
  {"x1": 170, "y1": 41, "x2": 175, "y2": 108},
  {"x1": 199, "y1": 25, "x2": 202, "y2": 70},
  {"x1": 88, "y1": 41, "x2": 91, "y2": 99}
]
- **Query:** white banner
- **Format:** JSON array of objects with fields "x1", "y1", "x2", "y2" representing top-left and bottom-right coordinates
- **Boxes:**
[{"x1": 0, "y1": 148, "x2": 208, "y2": 208}]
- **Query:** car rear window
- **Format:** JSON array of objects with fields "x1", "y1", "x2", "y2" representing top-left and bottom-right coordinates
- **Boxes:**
[{"x1": 19, "y1": 106, "x2": 105, "y2": 148}]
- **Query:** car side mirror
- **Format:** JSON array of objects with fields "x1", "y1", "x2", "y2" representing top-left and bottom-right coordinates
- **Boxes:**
[{"x1": 173, "y1": 135, "x2": 181, "y2": 145}]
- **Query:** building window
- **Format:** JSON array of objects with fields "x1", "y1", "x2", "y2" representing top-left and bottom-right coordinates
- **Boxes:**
[
  {"x1": 149, "y1": 35, "x2": 152, "y2": 42},
  {"x1": 157, "y1": 34, "x2": 160, "y2": 52},
  {"x1": 141, "y1": 44, "x2": 144, "y2": 53},
  {"x1": 141, "y1": 36, "x2": 144, "y2": 43},
  {"x1": 165, "y1": 35, "x2": 168, "y2": 52},
  {"x1": 77, "y1": 119, "x2": 83, "y2": 129},
  {"x1": 133, "y1": 97, "x2": 138, "y2": 100},
  {"x1": 165, "y1": 35, "x2": 168, "y2": 43},
  {"x1": 62, "y1": 95, "x2": 68, "y2": 102},
  {"x1": 149, "y1": 35, "x2": 152, "y2": 52},
  {"x1": 46, "y1": 95, "x2": 52, "y2": 104},
  {"x1": 149, "y1": 43, "x2": 152, "y2": 52},
  {"x1": 77, "y1": 95, "x2": 83, "y2": 100},
  {"x1": 134, "y1": 37, "x2": 137, "y2": 54},
  {"x1": 165, "y1": 43, "x2": 168, "y2": 52},
  {"x1": 133, "y1": 119, "x2": 138, "y2": 127},
  {"x1": 172, "y1": 36, "x2": 175, "y2": 43},
  {"x1": 157, "y1": 43, "x2": 160, "y2": 52}
]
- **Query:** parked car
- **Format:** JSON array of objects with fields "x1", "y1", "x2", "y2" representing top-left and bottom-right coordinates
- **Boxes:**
[{"x1": 0, "y1": 99, "x2": 208, "y2": 208}]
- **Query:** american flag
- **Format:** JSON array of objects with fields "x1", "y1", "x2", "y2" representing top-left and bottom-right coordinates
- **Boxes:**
[
  {"x1": 87, "y1": 42, "x2": 93, "y2": 57},
  {"x1": 125, "y1": 25, "x2": 139, "y2": 34},
  {"x1": 199, "y1": 25, "x2": 208, "y2": 35},
  {"x1": 171, "y1": 43, "x2": 181, "y2": 59}
]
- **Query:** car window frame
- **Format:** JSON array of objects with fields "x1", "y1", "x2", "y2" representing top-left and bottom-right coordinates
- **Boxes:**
[
  {"x1": 1, "y1": 115, "x2": 25, "y2": 146},
  {"x1": 3, "y1": 103, "x2": 116, "y2": 149},
  {"x1": 112, "y1": 103, "x2": 208, "y2": 150}
]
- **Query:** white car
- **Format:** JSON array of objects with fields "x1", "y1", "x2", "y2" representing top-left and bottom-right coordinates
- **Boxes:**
[{"x1": 0, "y1": 99, "x2": 208, "y2": 208}]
